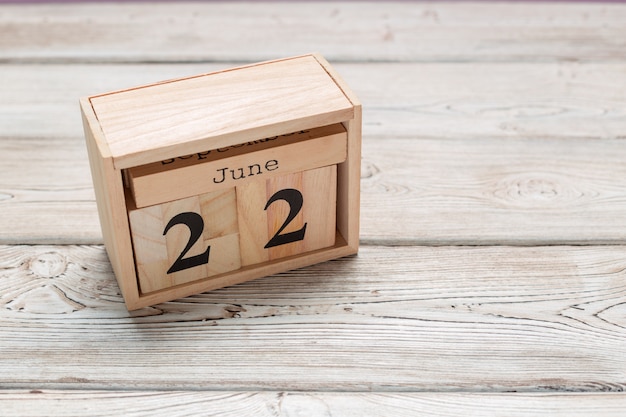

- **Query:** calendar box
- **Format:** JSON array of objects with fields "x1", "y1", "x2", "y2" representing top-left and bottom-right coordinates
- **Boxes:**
[{"x1": 81, "y1": 54, "x2": 361, "y2": 310}]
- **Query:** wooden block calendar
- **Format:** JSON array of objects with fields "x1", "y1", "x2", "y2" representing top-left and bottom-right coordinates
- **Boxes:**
[{"x1": 80, "y1": 54, "x2": 361, "y2": 310}]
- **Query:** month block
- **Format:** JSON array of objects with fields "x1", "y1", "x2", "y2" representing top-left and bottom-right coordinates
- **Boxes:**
[
  {"x1": 127, "y1": 123, "x2": 347, "y2": 208},
  {"x1": 81, "y1": 53, "x2": 361, "y2": 310}
]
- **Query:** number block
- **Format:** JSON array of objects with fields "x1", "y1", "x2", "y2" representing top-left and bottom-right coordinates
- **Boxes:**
[
  {"x1": 128, "y1": 188, "x2": 241, "y2": 293},
  {"x1": 237, "y1": 165, "x2": 337, "y2": 266},
  {"x1": 81, "y1": 54, "x2": 361, "y2": 310}
]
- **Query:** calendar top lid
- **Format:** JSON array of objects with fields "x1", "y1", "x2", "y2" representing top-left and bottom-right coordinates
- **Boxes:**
[{"x1": 82, "y1": 54, "x2": 356, "y2": 169}]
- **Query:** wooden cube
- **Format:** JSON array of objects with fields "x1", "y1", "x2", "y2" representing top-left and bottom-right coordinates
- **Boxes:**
[
  {"x1": 81, "y1": 54, "x2": 361, "y2": 310},
  {"x1": 128, "y1": 188, "x2": 242, "y2": 293}
]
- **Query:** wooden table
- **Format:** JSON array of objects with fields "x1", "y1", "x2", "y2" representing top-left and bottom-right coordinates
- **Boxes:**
[{"x1": 1, "y1": 2, "x2": 626, "y2": 415}]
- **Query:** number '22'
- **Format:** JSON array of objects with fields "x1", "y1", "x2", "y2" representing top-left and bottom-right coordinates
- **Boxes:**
[{"x1": 163, "y1": 188, "x2": 307, "y2": 274}]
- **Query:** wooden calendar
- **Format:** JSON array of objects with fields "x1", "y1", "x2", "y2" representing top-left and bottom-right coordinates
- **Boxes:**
[{"x1": 80, "y1": 54, "x2": 361, "y2": 310}]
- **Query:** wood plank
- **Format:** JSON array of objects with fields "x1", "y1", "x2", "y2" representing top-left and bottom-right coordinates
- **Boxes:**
[
  {"x1": 0, "y1": 135, "x2": 99, "y2": 244},
  {"x1": 1, "y1": 391, "x2": 626, "y2": 417},
  {"x1": 1, "y1": 2, "x2": 625, "y2": 63},
  {"x1": 361, "y1": 135, "x2": 626, "y2": 245},
  {"x1": 2, "y1": 62, "x2": 626, "y2": 245},
  {"x1": 3, "y1": 134, "x2": 626, "y2": 245},
  {"x1": 3, "y1": 62, "x2": 626, "y2": 140},
  {"x1": 0, "y1": 244, "x2": 625, "y2": 391},
  {"x1": 353, "y1": 62, "x2": 626, "y2": 141}
]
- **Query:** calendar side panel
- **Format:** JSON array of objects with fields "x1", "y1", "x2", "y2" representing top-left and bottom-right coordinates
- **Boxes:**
[
  {"x1": 81, "y1": 98, "x2": 141, "y2": 308},
  {"x1": 313, "y1": 53, "x2": 361, "y2": 253},
  {"x1": 337, "y1": 108, "x2": 361, "y2": 253}
]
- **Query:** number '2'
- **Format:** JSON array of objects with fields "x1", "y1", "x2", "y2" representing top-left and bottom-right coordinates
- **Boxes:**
[
  {"x1": 264, "y1": 188, "x2": 307, "y2": 249},
  {"x1": 163, "y1": 212, "x2": 210, "y2": 274},
  {"x1": 163, "y1": 188, "x2": 308, "y2": 274}
]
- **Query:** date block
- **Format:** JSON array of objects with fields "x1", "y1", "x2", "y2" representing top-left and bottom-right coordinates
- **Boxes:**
[
  {"x1": 237, "y1": 165, "x2": 337, "y2": 266},
  {"x1": 128, "y1": 188, "x2": 241, "y2": 293},
  {"x1": 81, "y1": 54, "x2": 361, "y2": 310}
]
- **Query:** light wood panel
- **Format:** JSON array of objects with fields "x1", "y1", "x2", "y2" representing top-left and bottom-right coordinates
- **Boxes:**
[
  {"x1": 89, "y1": 56, "x2": 353, "y2": 168},
  {"x1": 1, "y1": 391, "x2": 626, "y2": 417},
  {"x1": 0, "y1": 2, "x2": 624, "y2": 63},
  {"x1": 0, "y1": 244, "x2": 624, "y2": 391}
]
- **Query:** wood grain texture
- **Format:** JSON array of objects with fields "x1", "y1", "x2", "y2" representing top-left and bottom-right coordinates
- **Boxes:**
[
  {"x1": 3, "y1": 134, "x2": 626, "y2": 245},
  {"x1": 81, "y1": 97, "x2": 142, "y2": 309},
  {"x1": 0, "y1": 244, "x2": 625, "y2": 391},
  {"x1": 1, "y1": 391, "x2": 626, "y2": 417},
  {"x1": 0, "y1": 135, "x2": 97, "y2": 243},
  {"x1": 3, "y1": 1, "x2": 626, "y2": 409},
  {"x1": 2, "y1": 62, "x2": 626, "y2": 245},
  {"x1": 361, "y1": 135, "x2": 626, "y2": 245},
  {"x1": 0, "y1": 2, "x2": 624, "y2": 63},
  {"x1": 3, "y1": 62, "x2": 626, "y2": 140},
  {"x1": 89, "y1": 55, "x2": 353, "y2": 168}
]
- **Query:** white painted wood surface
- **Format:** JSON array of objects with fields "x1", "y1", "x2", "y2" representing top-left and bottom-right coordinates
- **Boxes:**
[
  {"x1": 1, "y1": 2, "x2": 626, "y2": 415},
  {"x1": 1, "y1": 2, "x2": 625, "y2": 63},
  {"x1": 2, "y1": 391, "x2": 626, "y2": 417},
  {"x1": 1, "y1": 244, "x2": 625, "y2": 391},
  {"x1": 2, "y1": 63, "x2": 626, "y2": 244}
]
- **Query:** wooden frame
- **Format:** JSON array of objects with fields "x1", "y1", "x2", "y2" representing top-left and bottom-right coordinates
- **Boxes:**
[{"x1": 81, "y1": 53, "x2": 361, "y2": 310}]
